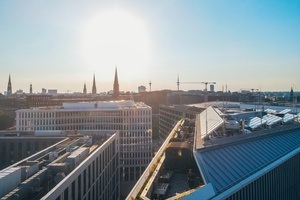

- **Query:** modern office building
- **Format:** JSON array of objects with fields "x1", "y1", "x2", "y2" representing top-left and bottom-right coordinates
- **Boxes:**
[
  {"x1": 0, "y1": 130, "x2": 120, "y2": 200},
  {"x1": 159, "y1": 104, "x2": 204, "y2": 140},
  {"x1": 127, "y1": 105, "x2": 300, "y2": 200},
  {"x1": 15, "y1": 100, "x2": 152, "y2": 196}
]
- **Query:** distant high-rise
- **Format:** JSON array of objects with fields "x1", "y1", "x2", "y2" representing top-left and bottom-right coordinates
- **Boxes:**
[
  {"x1": 113, "y1": 67, "x2": 119, "y2": 98},
  {"x1": 83, "y1": 82, "x2": 87, "y2": 94},
  {"x1": 210, "y1": 84, "x2": 215, "y2": 92},
  {"x1": 92, "y1": 73, "x2": 97, "y2": 94},
  {"x1": 7, "y1": 74, "x2": 12, "y2": 95},
  {"x1": 29, "y1": 84, "x2": 32, "y2": 94}
]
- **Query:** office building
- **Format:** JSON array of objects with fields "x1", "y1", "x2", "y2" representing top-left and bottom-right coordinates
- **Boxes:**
[
  {"x1": 159, "y1": 104, "x2": 204, "y2": 139},
  {"x1": 15, "y1": 100, "x2": 152, "y2": 195},
  {"x1": 0, "y1": 130, "x2": 120, "y2": 200}
]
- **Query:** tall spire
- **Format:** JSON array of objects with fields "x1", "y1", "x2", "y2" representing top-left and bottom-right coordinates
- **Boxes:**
[
  {"x1": 289, "y1": 87, "x2": 294, "y2": 102},
  {"x1": 83, "y1": 82, "x2": 87, "y2": 94},
  {"x1": 113, "y1": 67, "x2": 119, "y2": 98},
  {"x1": 30, "y1": 84, "x2": 32, "y2": 94},
  {"x1": 92, "y1": 73, "x2": 97, "y2": 94},
  {"x1": 7, "y1": 74, "x2": 12, "y2": 95}
]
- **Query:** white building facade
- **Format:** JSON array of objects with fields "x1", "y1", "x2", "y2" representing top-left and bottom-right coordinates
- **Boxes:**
[{"x1": 16, "y1": 100, "x2": 152, "y2": 195}]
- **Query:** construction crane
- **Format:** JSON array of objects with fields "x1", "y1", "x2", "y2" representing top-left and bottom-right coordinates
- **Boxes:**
[
  {"x1": 177, "y1": 76, "x2": 216, "y2": 91},
  {"x1": 201, "y1": 82, "x2": 217, "y2": 91},
  {"x1": 240, "y1": 88, "x2": 259, "y2": 93}
]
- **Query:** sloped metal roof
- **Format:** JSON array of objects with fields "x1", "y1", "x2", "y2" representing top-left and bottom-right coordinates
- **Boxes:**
[
  {"x1": 199, "y1": 106, "x2": 224, "y2": 139},
  {"x1": 194, "y1": 128, "x2": 300, "y2": 193},
  {"x1": 279, "y1": 109, "x2": 291, "y2": 114}
]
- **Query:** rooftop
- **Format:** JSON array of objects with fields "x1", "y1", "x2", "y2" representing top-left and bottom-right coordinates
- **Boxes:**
[
  {"x1": 127, "y1": 104, "x2": 300, "y2": 200},
  {"x1": 195, "y1": 127, "x2": 300, "y2": 194},
  {"x1": 16, "y1": 100, "x2": 151, "y2": 111},
  {"x1": 0, "y1": 130, "x2": 117, "y2": 199}
]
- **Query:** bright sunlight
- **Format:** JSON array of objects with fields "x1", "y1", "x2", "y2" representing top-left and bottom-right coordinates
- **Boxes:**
[{"x1": 80, "y1": 9, "x2": 151, "y2": 79}]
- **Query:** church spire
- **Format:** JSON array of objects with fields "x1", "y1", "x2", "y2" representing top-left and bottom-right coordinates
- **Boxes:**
[
  {"x1": 30, "y1": 84, "x2": 32, "y2": 94},
  {"x1": 113, "y1": 67, "x2": 119, "y2": 98},
  {"x1": 92, "y1": 73, "x2": 97, "y2": 94},
  {"x1": 83, "y1": 82, "x2": 87, "y2": 94},
  {"x1": 7, "y1": 74, "x2": 12, "y2": 95},
  {"x1": 289, "y1": 87, "x2": 294, "y2": 102}
]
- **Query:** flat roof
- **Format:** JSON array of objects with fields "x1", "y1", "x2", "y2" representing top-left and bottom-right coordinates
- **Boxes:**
[{"x1": 16, "y1": 100, "x2": 151, "y2": 112}]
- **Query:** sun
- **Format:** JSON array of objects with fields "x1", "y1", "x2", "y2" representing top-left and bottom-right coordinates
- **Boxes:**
[{"x1": 80, "y1": 9, "x2": 151, "y2": 80}]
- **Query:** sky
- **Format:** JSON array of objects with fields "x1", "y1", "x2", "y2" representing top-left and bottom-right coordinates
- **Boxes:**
[{"x1": 0, "y1": 0, "x2": 299, "y2": 93}]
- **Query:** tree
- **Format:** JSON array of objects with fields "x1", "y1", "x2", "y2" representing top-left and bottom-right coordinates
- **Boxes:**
[{"x1": 0, "y1": 110, "x2": 14, "y2": 130}]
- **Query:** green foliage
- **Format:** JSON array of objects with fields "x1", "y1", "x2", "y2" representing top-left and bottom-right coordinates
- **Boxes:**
[{"x1": 0, "y1": 110, "x2": 14, "y2": 130}]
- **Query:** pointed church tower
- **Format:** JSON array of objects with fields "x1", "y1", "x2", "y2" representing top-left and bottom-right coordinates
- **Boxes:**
[
  {"x1": 30, "y1": 84, "x2": 33, "y2": 94},
  {"x1": 113, "y1": 67, "x2": 119, "y2": 98},
  {"x1": 289, "y1": 87, "x2": 294, "y2": 102},
  {"x1": 92, "y1": 74, "x2": 97, "y2": 94},
  {"x1": 7, "y1": 74, "x2": 12, "y2": 95},
  {"x1": 83, "y1": 82, "x2": 87, "y2": 94}
]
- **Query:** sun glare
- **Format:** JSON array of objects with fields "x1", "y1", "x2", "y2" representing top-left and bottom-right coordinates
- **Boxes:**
[{"x1": 81, "y1": 9, "x2": 151, "y2": 79}]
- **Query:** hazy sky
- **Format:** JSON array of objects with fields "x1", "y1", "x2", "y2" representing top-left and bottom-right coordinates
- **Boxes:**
[{"x1": 0, "y1": 0, "x2": 299, "y2": 93}]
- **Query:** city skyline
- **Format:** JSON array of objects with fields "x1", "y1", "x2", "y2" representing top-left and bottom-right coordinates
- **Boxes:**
[{"x1": 1, "y1": 1, "x2": 299, "y2": 93}]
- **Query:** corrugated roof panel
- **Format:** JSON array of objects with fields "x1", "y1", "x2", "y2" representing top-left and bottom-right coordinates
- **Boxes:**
[
  {"x1": 213, "y1": 151, "x2": 236, "y2": 181},
  {"x1": 248, "y1": 117, "x2": 266, "y2": 129},
  {"x1": 243, "y1": 142, "x2": 266, "y2": 164},
  {"x1": 223, "y1": 148, "x2": 247, "y2": 176},
  {"x1": 279, "y1": 109, "x2": 291, "y2": 114},
  {"x1": 262, "y1": 114, "x2": 282, "y2": 126},
  {"x1": 283, "y1": 113, "x2": 296, "y2": 123},
  {"x1": 195, "y1": 128, "x2": 300, "y2": 193},
  {"x1": 265, "y1": 108, "x2": 277, "y2": 114}
]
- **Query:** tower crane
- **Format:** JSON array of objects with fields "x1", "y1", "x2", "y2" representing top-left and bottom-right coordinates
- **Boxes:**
[
  {"x1": 240, "y1": 88, "x2": 259, "y2": 93},
  {"x1": 201, "y1": 82, "x2": 217, "y2": 92},
  {"x1": 177, "y1": 76, "x2": 216, "y2": 91}
]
